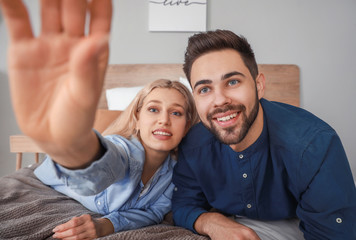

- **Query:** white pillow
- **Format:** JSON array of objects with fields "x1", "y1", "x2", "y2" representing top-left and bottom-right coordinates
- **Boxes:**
[
  {"x1": 106, "y1": 86, "x2": 144, "y2": 111},
  {"x1": 106, "y1": 78, "x2": 191, "y2": 111},
  {"x1": 179, "y1": 77, "x2": 192, "y2": 92}
]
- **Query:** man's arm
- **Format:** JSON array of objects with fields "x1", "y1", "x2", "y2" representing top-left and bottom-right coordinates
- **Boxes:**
[
  {"x1": 194, "y1": 212, "x2": 260, "y2": 240},
  {"x1": 296, "y1": 130, "x2": 356, "y2": 239},
  {"x1": 172, "y1": 150, "x2": 260, "y2": 240}
]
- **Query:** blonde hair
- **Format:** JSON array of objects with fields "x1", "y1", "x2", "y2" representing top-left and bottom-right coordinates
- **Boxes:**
[{"x1": 102, "y1": 79, "x2": 199, "y2": 138}]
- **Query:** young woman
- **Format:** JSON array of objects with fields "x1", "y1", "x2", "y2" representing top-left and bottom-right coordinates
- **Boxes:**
[{"x1": 33, "y1": 79, "x2": 199, "y2": 239}]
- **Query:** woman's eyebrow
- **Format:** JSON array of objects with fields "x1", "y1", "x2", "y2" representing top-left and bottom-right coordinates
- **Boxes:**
[{"x1": 146, "y1": 100, "x2": 185, "y2": 109}]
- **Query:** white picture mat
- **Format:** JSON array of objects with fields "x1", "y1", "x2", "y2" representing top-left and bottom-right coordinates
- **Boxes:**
[{"x1": 149, "y1": 0, "x2": 207, "y2": 32}]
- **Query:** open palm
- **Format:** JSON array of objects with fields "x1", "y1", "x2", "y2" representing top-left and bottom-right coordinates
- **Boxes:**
[{"x1": 1, "y1": 0, "x2": 112, "y2": 166}]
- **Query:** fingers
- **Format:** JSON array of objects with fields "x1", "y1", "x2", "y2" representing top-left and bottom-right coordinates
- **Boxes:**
[
  {"x1": 1, "y1": 0, "x2": 111, "y2": 39},
  {"x1": 40, "y1": 0, "x2": 62, "y2": 34},
  {"x1": 53, "y1": 214, "x2": 97, "y2": 239},
  {"x1": 89, "y1": 0, "x2": 112, "y2": 35},
  {"x1": 53, "y1": 216, "x2": 84, "y2": 232},
  {"x1": 61, "y1": 0, "x2": 88, "y2": 37},
  {"x1": 0, "y1": 0, "x2": 33, "y2": 42},
  {"x1": 69, "y1": 34, "x2": 109, "y2": 107},
  {"x1": 43, "y1": 0, "x2": 112, "y2": 37}
]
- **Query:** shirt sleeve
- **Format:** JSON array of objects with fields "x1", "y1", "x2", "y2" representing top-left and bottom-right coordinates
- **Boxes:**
[
  {"x1": 171, "y1": 148, "x2": 211, "y2": 233},
  {"x1": 34, "y1": 131, "x2": 130, "y2": 196},
  {"x1": 103, "y1": 183, "x2": 175, "y2": 232},
  {"x1": 296, "y1": 129, "x2": 356, "y2": 240}
]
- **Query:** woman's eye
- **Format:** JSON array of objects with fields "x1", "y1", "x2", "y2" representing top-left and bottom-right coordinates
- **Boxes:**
[
  {"x1": 172, "y1": 111, "x2": 182, "y2": 116},
  {"x1": 149, "y1": 108, "x2": 158, "y2": 113},
  {"x1": 228, "y1": 79, "x2": 238, "y2": 86}
]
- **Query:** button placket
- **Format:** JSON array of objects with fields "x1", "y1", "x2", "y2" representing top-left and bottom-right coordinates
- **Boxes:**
[
  {"x1": 237, "y1": 152, "x2": 256, "y2": 217},
  {"x1": 94, "y1": 193, "x2": 107, "y2": 214},
  {"x1": 239, "y1": 154, "x2": 249, "y2": 180}
]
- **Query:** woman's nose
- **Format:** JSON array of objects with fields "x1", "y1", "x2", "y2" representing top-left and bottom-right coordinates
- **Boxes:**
[{"x1": 158, "y1": 112, "x2": 171, "y2": 125}]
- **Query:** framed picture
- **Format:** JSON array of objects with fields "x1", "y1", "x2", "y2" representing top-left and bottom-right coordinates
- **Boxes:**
[{"x1": 149, "y1": 0, "x2": 207, "y2": 32}]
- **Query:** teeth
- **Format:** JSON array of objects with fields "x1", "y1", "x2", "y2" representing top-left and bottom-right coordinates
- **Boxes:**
[
  {"x1": 217, "y1": 113, "x2": 237, "y2": 122},
  {"x1": 153, "y1": 131, "x2": 172, "y2": 136}
]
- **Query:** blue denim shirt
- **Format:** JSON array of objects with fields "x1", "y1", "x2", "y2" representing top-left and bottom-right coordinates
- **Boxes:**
[
  {"x1": 34, "y1": 134, "x2": 176, "y2": 232},
  {"x1": 172, "y1": 98, "x2": 356, "y2": 240}
]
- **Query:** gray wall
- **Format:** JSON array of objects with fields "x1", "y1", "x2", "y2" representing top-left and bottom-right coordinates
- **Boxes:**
[{"x1": 1, "y1": 0, "x2": 355, "y2": 179}]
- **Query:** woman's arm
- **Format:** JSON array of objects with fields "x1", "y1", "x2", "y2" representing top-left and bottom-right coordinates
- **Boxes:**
[
  {"x1": 0, "y1": 0, "x2": 111, "y2": 169},
  {"x1": 105, "y1": 183, "x2": 175, "y2": 232}
]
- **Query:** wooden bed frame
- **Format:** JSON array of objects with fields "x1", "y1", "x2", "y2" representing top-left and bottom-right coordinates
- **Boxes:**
[{"x1": 10, "y1": 63, "x2": 300, "y2": 170}]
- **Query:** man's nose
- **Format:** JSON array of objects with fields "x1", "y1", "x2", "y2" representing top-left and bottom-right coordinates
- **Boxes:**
[{"x1": 213, "y1": 89, "x2": 231, "y2": 107}]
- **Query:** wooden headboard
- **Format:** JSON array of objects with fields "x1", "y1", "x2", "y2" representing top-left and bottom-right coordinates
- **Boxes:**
[
  {"x1": 98, "y1": 64, "x2": 300, "y2": 109},
  {"x1": 10, "y1": 63, "x2": 300, "y2": 169}
]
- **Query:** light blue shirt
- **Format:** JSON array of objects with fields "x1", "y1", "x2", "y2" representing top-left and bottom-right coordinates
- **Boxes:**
[{"x1": 34, "y1": 134, "x2": 176, "y2": 232}]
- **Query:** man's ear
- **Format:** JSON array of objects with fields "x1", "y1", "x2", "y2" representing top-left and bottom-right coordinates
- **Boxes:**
[{"x1": 256, "y1": 73, "x2": 266, "y2": 100}]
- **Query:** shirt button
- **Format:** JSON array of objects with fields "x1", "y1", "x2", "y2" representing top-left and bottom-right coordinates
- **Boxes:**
[
  {"x1": 174, "y1": 187, "x2": 178, "y2": 191},
  {"x1": 242, "y1": 173, "x2": 248, "y2": 178},
  {"x1": 247, "y1": 204, "x2": 252, "y2": 209},
  {"x1": 336, "y1": 218, "x2": 342, "y2": 223},
  {"x1": 239, "y1": 154, "x2": 244, "y2": 159},
  {"x1": 97, "y1": 201, "x2": 101, "y2": 206}
]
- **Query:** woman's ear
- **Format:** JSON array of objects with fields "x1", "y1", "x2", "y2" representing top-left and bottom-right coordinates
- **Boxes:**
[
  {"x1": 256, "y1": 73, "x2": 266, "y2": 100},
  {"x1": 135, "y1": 116, "x2": 140, "y2": 132}
]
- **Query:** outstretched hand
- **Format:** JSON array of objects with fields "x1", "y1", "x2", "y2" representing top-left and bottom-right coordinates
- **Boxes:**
[{"x1": 0, "y1": 0, "x2": 112, "y2": 167}]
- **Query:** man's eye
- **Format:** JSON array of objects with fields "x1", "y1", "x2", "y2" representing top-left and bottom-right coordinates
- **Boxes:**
[
  {"x1": 228, "y1": 79, "x2": 238, "y2": 86},
  {"x1": 199, "y1": 87, "x2": 210, "y2": 94}
]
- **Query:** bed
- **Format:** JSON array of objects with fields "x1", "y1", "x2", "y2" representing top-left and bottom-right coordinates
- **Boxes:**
[{"x1": 2, "y1": 64, "x2": 299, "y2": 240}]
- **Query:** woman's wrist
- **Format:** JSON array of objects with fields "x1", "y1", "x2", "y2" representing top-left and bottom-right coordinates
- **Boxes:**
[{"x1": 96, "y1": 218, "x2": 114, "y2": 237}]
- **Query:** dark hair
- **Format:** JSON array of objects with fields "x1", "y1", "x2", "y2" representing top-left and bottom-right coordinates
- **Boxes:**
[{"x1": 183, "y1": 29, "x2": 258, "y2": 82}]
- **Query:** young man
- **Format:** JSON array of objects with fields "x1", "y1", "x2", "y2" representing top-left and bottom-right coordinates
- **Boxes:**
[{"x1": 172, "y1": 30, "x2": 356, "y2": 240}]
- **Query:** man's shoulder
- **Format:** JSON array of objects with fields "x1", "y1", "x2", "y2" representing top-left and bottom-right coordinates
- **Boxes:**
[
  {"x1": 261, "y1": 99, "x2": 338, "y2": 160},
  {"x1": 261, "y1": 99, "x2": 334, "y2": 134}
]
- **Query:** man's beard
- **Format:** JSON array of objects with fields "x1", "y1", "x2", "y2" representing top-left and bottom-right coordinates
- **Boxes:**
[{"x1": 204, "y1": 96, "x2": 259, "y2": 145}]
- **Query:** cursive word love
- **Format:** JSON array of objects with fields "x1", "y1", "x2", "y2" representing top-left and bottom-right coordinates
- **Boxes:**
[{"x1": 149, "y1": 0, "x2": 206, "y2": 6}]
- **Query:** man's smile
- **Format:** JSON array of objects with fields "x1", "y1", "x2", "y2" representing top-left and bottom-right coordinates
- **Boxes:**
[{"x1": 216, "y1": 112, "x2": 238, "y2": 122}]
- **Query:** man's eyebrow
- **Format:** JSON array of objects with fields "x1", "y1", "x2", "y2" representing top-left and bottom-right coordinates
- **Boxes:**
[
  {"x1": 193, "y1": 79, "x2": 212, "y2": 91},
  {"x1": 222, "y1": 71, "x2": 245, "y2": 80},
  {"x1": 193, "y1": 71, "x2": 245, "y2": 91}
]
